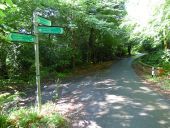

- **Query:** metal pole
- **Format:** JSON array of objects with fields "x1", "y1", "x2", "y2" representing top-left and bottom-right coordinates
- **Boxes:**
[{"x1": 33, "y1": 12, "x2": 41, "y2": 111}]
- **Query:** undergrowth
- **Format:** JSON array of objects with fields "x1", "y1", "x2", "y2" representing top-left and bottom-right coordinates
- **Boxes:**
[
  {"x1": 141, "y1": 50, "x2": 170, "y2": 71},
  {"x1": 0, "y1": 93, "x2": 69, "y2": 128}
]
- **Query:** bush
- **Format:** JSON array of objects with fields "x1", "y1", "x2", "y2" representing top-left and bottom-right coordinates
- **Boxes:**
[
  {"x1": 0, "y1": 114, "x2": 13, "y2": 128},
  {"x1": 8, "y1": 107, "x2": 69, "y2": 128},
  {"x1": 0, "y1": 92, "x2": 20, "y2": 113},
  {"x1": 10, "y1": 108, "x2": 43, "y2": 128},
  {"x1": 42, "y1": 114, "x2": 69, "y2": 128},
  {"x1": 141, "y1": 50, "x2": 170, "y2": 68}
]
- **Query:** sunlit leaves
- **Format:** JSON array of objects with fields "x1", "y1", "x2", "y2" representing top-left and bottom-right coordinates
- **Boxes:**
[
  {"x1": 5, "y1": 0, "x2": 13, "y2": 6},
  {"x1": 122, "y1": 0, "x2": 170, "y2": 50}
]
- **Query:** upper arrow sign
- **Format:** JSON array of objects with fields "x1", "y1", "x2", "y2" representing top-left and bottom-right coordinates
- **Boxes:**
[{"x1": 36, "y1": 16, "x2": 51, "y2": 26}]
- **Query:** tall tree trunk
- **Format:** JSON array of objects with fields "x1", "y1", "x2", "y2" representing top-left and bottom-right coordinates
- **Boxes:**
[
  {"x1": 88, "y1": 28, "x2": 95, "y2": 63},
  {"x1": 128, "y1": 44, "x2": 132, "y2": 56},
  {"x1": 163, "y1": 29, "x2": 167, "y2": 50},
  {"x1": 72, "y1": 30, "x2": 76, "y2": 69},
  {"x1": 0, "y1": 53, "x2": 8, "y2": 79}
]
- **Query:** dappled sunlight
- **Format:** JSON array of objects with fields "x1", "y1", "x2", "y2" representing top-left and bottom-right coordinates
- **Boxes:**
[
  {"x1": 128, "y1": 101, "x2": 142, "y2": 107},
  {"x1": 19, "y1": 71, "x2": 170, "y2": 128},
  {"x1": 96, "y1": 109, "x2": 109, "y2": 117},
  {"x1": 139, "y1": 86, "x2": 152, "y2": 92},
  {"x1": 112, "y1": 86, "x2": 122, "y2": 90},
  {"x1": 94, "y1": 79, "x2": 116, "y2": 86},
  {"x1": 143, "y1": 105, "x2": 155, "y2": 111},
  {"x1": 47, "y1": 71, "x2": 170, "y2": 127},
  {"x1": 156, "y1": 102, "x2": 169, "y2": 110},
  {"x1": 72, "y1": 90, "x2": 82, "y2": 95},
  {"x1": 113, "y1": 106, "x2": 123, "y2": 110},
  {"x1": 123, "y1": 80, "x2": 130, "y2": 83},
  {"x1": 87, "y1": 121, "x2": 102, "y2": 128},
  {"x1": 72, "y1": 120, "x2": 102, "y2": 128},
  {"x1": 158, "y1": 120, "x2": 169, "y2": 125},
  {"x1": 105, "y1": 94, "x2": 126, "y2": 103},
  {"x1": 111, "y1": 113, "x2": 134, "y2": 120},
  {"x1": 20, "y1": 57, "x2": 169, "y2": 128},
  {"x1": 98, "y1": 101, "x2": 107, "y2": 107},
  {"x1": 138, "y1": 112, "x2": 148, "y2": 116},
  {"x1": 95, "y1": 86, "x2": 113, "y2": 90},
  {"x1": 81, "y1": 94, "x2": 93, "y2": 101}
]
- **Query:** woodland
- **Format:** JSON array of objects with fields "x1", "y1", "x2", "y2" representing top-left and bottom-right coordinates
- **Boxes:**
[{"x1": 0, "y1": 0, "x2": 170, "y2": 127}]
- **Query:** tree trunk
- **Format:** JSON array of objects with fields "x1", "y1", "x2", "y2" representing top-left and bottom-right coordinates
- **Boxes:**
[
  {"x1": 0, "y1": 53, "x2": 8, "y2": 79},
  {"x1": 71, "y1": 30, "x2": 76, "y2": 69},
  {"x1": 88, "y1": 28, "x2": 95, "y2": 63},
  {"x1": 163, "y1": 29, "x2": 167, "y2": 50},
  {"x1": 128, "y1": 44, "x2": 132, "y2": 56}
]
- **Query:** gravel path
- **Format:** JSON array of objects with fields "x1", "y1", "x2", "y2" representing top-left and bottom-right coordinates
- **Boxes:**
[{"x1": 39, "y1": 57, "x2": 170, "y2": 128}]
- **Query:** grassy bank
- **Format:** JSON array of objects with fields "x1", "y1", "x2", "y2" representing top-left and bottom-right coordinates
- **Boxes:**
[
  {"x1": 133, "y1": 55, "x2": 170, "y2": 96},
  {"x1": 0, "y1": 93, "x2": 69, "y2": 128}
]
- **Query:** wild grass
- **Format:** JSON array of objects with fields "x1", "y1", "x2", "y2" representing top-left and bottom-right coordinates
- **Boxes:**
[{"x1": 0, "y1": 96, "x2": 69, "y2": 128}]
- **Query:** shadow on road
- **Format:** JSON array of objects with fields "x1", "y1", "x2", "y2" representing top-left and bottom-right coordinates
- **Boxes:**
[{"x1": 21, "y1": 57, "x2": 170, "y2": 128}]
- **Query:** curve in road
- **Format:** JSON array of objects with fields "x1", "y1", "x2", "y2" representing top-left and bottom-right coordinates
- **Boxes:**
[{"x1": 43, "y1": 57, "x2": 170, "y2": 128}]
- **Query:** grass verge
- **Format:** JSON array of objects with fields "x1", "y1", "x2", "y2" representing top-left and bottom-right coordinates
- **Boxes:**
[
  {"x1": 133, "y1": 59, "x2": 170, "y2": 96},
  {"x1": 0, "y1": 102, "x2": 69, "y2": 128}
]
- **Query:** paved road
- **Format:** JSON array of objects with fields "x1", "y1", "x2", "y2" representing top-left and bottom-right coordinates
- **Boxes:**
[{"x1": 42, "y1": 57, "x2": 170, "y2": 128}]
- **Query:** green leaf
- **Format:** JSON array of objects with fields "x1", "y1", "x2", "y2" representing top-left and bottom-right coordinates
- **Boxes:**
[
  {"x1": 0, "y1": 0, "x2": 5, "y2": 3},
  {"x1": 0, "y1": 10, "x2": 5, "y2": 18},
  {"x1": 5, "y1": 0, "x2": 13, "y2": 7}
]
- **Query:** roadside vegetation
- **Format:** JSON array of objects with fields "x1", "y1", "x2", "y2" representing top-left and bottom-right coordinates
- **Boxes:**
[
  {"x1": 133, "y1": 53, "x2": 170, "y2": 93},
  {"x1": 123, "y1": 0, "x2": 170, "y2": 93},
  {"x1": 0, "y1": 93, "x2": 69, "y2": 128}
]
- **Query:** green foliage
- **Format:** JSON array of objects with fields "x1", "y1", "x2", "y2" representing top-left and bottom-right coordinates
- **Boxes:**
[
  {"x1": 122, "y1": 0, "x2": 170, "y2": 52},
  {"x1": 8, "y1": 108, "x2": 68, "y2": 128},
  {"x1": 145, "y1": 74, "x2": 170, "y2": 91},
  {"x1": 10, "y1": 109, "x2": 42, "y2": 128},
  {"x1": 0, "y1": 0, "x2": 129, "y2": 84},
  {"x1": 161, "y1": 80, "x2": 170, "y2": 90},
  {"x1": 42, "y1": 113, "x2": 68, "y2": 128},
  {"x1": 0, "y1": 94, "x2": 68, "y2": 128},
  {"x1": 0, "y1": 114, "x2": 13, "y2": 128},
  {"x1": 0, "y1": 92, "x2": 21, "y2": 114},
  {"x1": 141, "y1": 50, "x2": 170, "y2": 70}
]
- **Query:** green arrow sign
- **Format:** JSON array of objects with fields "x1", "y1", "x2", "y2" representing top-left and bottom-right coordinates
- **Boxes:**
[
  {"x1": 36, "y1": 16, "x2": 51, "y2": 26},
  {"x1": 38, "y1": 26, "x2": 64, "y2": 34},
  {"x1": 8, "y1": 33, "x2": 36, "y2": 43}
]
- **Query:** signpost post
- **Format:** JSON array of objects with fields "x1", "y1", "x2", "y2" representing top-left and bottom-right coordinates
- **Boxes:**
[{"x1": 33, "y1": 12, "x2": 42, "y2": 112}]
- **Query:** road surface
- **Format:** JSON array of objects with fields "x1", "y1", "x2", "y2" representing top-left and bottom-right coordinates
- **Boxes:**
[{"x1": 42, "y1": 57, "x2": 170, "y2": 128}]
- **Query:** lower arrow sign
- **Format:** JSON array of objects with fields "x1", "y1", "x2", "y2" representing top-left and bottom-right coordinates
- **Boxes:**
[
  {"x1": 38, "y1": 26, "x2": 64, "y2": 34},
  {"x1": 8, "y1": 33, "x2": 36, "y2": 43}
]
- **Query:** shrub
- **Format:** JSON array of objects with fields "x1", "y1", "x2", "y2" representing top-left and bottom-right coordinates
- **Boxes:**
[
  {"x1": 0, "y1": 114, "x2": 13, "y2": 128},
  {"x1": 0, "y1": 92, "x2": 20, "y2": 113},
  {"x1": 10, "y1": 108, "x2": 43, "y2": 128},
  {"x1": 9, "y1": 107, "x2": 68, "y2": 128},
  {"x1": 42, "y1": 114, "x2": 69, "y2": 128},
  {"x1": 141, "y1": 50, "x2": 170, "y2": 68}
]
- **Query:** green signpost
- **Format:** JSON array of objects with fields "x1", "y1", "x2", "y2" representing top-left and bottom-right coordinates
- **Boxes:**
[
  {"x1": 35, "y1": 16, "x2": 51, "y2": 26},
  {"x1": 8, "y1": 11, "x2": 64, "y2": 112},
  {"x1": 38, "y1": 26, "x2": 64, "y2": 34},
  {"x1": 8, "y1": 33, "x2": 36, "y2": 42}
]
